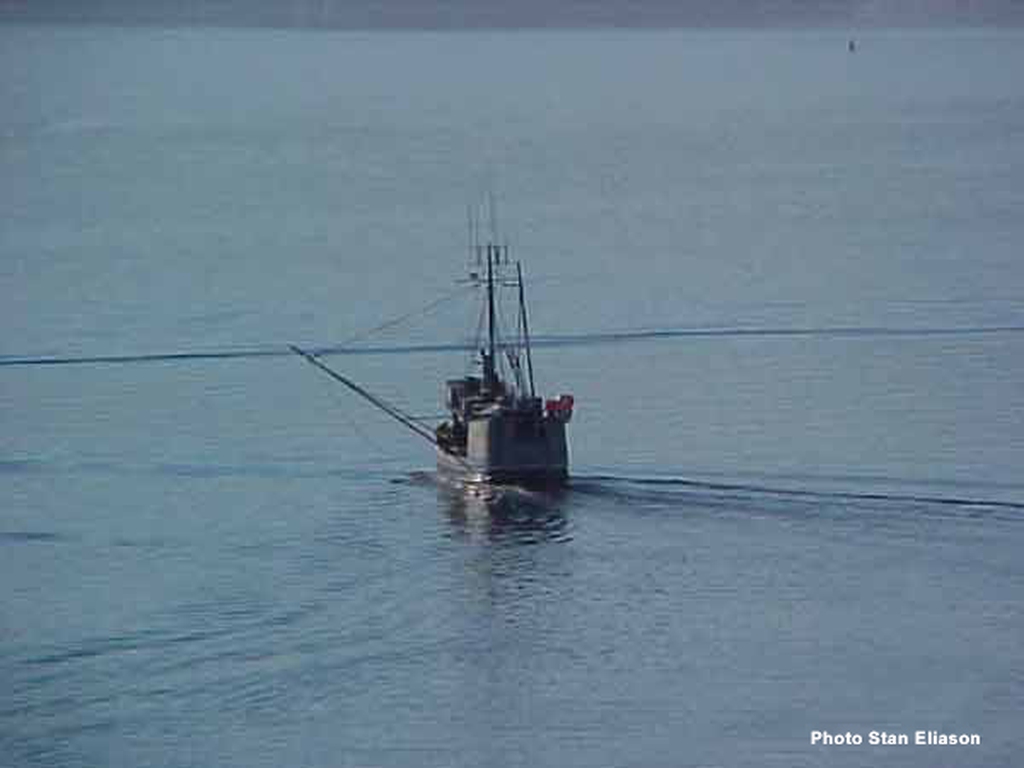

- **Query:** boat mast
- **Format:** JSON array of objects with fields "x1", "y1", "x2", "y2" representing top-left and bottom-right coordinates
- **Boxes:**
[
  {"x1": 517, "y1": 261, "x2": 536, "y2": 399},
  {"x1": 484, "y1": 244, "x2": 497, "y2": 393}
]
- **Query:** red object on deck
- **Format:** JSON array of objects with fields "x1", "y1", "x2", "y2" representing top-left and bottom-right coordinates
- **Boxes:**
[{"x1": 545, "y1": 394, "x2": 575, "y2": 419}]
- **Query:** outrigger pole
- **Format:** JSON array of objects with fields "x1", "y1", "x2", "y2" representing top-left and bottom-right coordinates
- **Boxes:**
[
  {"x1": 290, "y1": 344, "x2": 478, "y2": 473},
  {"x1": 289, "y1": 344, "x2": 437, "y2": 446}
]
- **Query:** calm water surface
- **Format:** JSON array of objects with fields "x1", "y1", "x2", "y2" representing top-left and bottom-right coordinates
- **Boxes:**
[{"x1": 2, "y1": 24, "x2": 1023, "y2": 767}]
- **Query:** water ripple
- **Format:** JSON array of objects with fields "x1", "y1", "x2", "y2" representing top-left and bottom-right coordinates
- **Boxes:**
[{"x1": 0, "y1": 530, "x2": 63, "y2": 544}]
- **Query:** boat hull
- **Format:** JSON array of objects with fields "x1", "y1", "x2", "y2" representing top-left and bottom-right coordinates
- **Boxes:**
[{"x1": 436, "y1": 448, "x2": 568, "y2": 486}]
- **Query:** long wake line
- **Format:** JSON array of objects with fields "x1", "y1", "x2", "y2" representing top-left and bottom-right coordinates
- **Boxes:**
[
  {"x1": 2, "y1": 324, "x2": 1023, "y2": 368},
  {"x1": 571, "y1": 474, "x2": 1024, "y2": 513}
]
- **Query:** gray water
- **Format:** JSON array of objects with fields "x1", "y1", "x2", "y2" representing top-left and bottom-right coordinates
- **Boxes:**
[{"x1": 2, "y1": 24, "x2": 1024, "y2": 767}]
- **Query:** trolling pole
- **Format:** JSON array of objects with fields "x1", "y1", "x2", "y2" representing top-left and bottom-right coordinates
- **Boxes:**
[
  {"x1": 289, "y1": 345, "x2": 437, "y2": 446},
  {"x1": 290, "y1": 345, "x2": 479, "y2": 472},
  {"x1": 516, "y1": 261, "x2": 536, "y2": 399}
]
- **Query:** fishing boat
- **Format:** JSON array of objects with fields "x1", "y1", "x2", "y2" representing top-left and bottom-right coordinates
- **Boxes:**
[
  {"x1": 434, "y1": 238, "x2": 573, "y2": 486},
  {"x1": 290, "y1": 210, "x2": 573, "y2": 487}
]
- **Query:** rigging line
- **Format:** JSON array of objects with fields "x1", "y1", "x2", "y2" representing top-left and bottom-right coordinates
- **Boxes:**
[
  {"x1": 494, "y1": 284, "x2": 522, "y2": 385},
  {"x1": 289, "y1": 345, "x2": 437, "y2": 445},
  {"x1": 338, "y1": 282, "x2": 475, "y2": 347},
  {"x1": 0, "y1": 282, "x2": 476, "y2": 369},
  {"x1": 325, "y1": 383, "x2": 389, "y2": 460}
]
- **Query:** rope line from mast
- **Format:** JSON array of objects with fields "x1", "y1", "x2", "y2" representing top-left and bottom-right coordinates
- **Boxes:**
[{"x1": 338, "y1": 282, "x2": 476, "y2": 347}]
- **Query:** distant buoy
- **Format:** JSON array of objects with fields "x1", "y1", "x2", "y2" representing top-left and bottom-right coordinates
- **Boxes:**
[{"x1": 848, "y1": 39, "x2": 856, "y2": 53}]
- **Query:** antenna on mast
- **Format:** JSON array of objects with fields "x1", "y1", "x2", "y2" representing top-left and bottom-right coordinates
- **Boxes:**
[
  {"x1": 466, "y1": 205, "x2": 474, "y2": 271},
  {"x1": 467, "y1": 204, "x2": 482, "y2": 277},
  {"x1": 471, "y1": 202, "x2": 483, "y2": 273},
  {"x1": 488, "y1": 190, "x2": 499, "y2": 260}
]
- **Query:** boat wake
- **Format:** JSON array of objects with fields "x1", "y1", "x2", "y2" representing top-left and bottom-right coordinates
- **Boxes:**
[
  {"x1": 568, "y1": 473, "x2": 1024, "y2": 522},
  {"x1": 406, "y1": 466, "x2": 1024, "y2": 523},
  {"x1": 4, "y1": 324, "x2": 1024, "y2": 368}
]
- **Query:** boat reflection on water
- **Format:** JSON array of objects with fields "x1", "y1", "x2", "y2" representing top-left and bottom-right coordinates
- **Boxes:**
[{"x1": 438, "y1": 477, "x2": 572, "y2": 545}]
